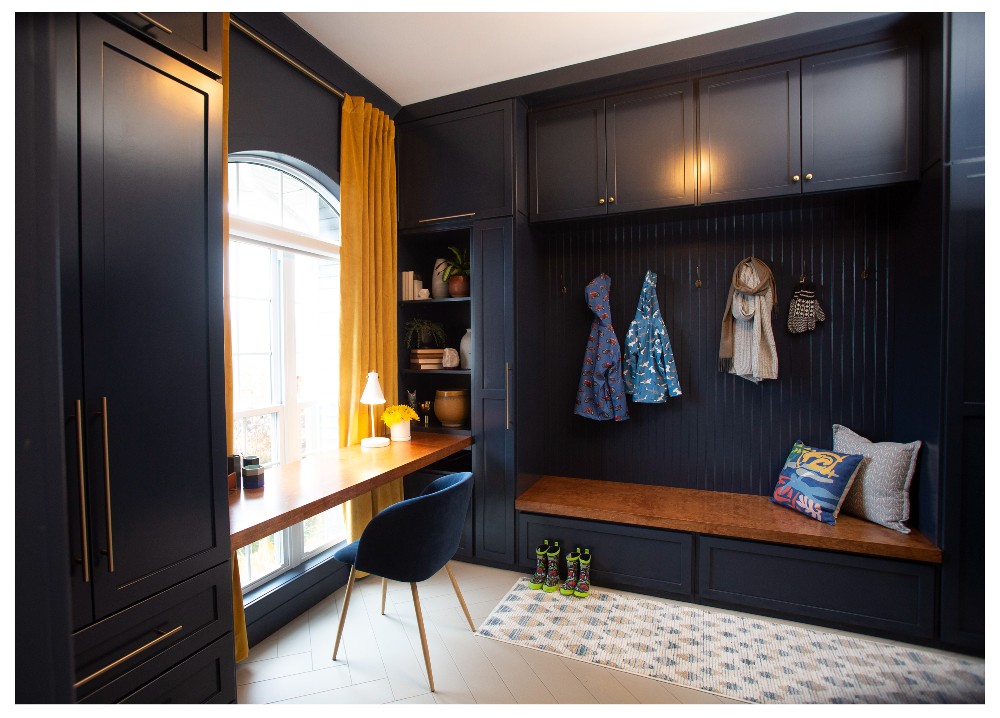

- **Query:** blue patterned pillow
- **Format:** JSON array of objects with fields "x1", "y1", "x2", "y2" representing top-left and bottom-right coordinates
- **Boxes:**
[{"x1": 771, "y1": 441, "x2": 864, "y2": 525}]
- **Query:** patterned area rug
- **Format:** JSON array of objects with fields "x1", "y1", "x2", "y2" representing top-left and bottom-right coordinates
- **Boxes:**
[{"x1": 477, "y1": 578, "x2": 985, "y2": 704}]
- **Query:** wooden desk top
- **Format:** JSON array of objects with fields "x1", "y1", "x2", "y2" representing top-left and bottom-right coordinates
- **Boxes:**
[{"x1": 229, "y1": 432, "x2": 472, "y2": 551}]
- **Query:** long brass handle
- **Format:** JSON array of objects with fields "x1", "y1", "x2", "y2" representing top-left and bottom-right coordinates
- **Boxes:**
[
  {"x1": 417, "y1": 212, "x2": 476, "y2": 224},
  {"x1": 505, "y1": 362, "x2": 510, "y2": 430},
  {"x1": 75, "y1": 400, "x2": 90, "y2": 583},
  {"x1": 74, "y1": 625, "x2": 183, "y2": 689},
  {"x1": 100, "y1": 396, "x2": 115, "y2": 573},
  {"x1": 135, "y1": 13, "x2": 173, "y2": 34}
]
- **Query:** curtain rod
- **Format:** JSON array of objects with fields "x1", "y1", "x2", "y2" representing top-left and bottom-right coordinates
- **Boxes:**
[{"x1": 230, "y1": 17, "x2": 346, "y2": 100}]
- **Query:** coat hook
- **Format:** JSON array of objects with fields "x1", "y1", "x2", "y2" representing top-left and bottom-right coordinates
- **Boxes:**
[
  {"x1": 695, "y1": 265, "x2": 702, "y2": 289},
  {"x1": 560, "y1": 273, "x2": 567, "y2": 295},
  {"x1": 800, "y1": 259, "x2": 806, "y2": 284},
  {"x1": 862, "y1": 259, "x2": 870, "y2": 280}
]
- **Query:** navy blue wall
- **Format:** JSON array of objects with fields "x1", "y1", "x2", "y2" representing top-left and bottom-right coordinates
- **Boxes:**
[{"x1": 529, "y1": 186, "x2": 919, "y2": 507}]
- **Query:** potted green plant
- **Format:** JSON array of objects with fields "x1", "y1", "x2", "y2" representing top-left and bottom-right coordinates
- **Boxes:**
[
  {"x1": 404, "y1": 317, "x2": 448, "y2": 348},
  {"x1": 439, "y1": 245, "x2": 470, "y2": 297}
]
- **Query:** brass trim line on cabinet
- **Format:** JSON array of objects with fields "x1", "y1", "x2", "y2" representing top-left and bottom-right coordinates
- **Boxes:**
[
  {"x1": 505, "y1": 362, "x2": 510, "y2": 430},
  {"x1": 73, "y1": 625, "x2": 184, "y2": 689},
  {"x1": 100, "y1": 396, "x2": 115, "y2": 573},
  {"x1": 417, "y1": 212, "x2": 477, "y2": 223},
  {"x1": 135, "y1": 13, "x2": 173, "y2": 34},
  {"x1": 75, "y1": 399, "x2": 90, "y2": 583}
]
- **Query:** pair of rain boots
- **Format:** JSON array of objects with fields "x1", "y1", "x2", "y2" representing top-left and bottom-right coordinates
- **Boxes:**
[{"x1": 527, "y1": 539, "x2": 591, "y2": 598}]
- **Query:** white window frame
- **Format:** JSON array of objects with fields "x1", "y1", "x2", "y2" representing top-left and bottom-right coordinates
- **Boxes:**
[{"x1": 230, "y1": 157, "x2": 344, "y2": 593}]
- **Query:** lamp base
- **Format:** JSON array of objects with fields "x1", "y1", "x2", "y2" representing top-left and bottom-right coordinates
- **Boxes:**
[{"x1": 360, "y1": 436, "x2": 390, "y2": 448}]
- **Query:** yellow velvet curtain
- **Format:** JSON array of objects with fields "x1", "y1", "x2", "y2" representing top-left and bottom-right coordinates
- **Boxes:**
[
  {"x1": 339, "y1": 94, "x2": 402, "y2": 541},
  {"x1": 222, "y1": 12, "x2": 250, "y2": 664}
]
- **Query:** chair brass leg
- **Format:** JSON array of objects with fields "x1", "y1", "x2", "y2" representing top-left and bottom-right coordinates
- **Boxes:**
[
  {"x1": 380, "y1": 577, "x2": 388, "y2": 615},
  {"x1": 332, "y1": 565, "x2": 357, "y2": 660},
  {"x1": 445, "y1": 562, "x2": 476, "y2": 632},
  {"x1": 410, "y1": 582, "x2": 435, "y2": 692}
]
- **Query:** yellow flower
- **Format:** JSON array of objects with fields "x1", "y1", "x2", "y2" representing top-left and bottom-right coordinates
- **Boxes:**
[{"x1": 382, "y1": 404, "x2": 419, "y2": 427}]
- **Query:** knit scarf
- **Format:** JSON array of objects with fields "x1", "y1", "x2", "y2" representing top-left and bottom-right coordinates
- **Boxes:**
[{"x1": 719, "y1": 257, "x2": 778, "y2": 383}]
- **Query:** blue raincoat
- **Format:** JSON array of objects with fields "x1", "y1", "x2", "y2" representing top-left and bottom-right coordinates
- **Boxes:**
[
  {"x1": 624, "y1": 270, "x2": 682, "y2": 403},
  {"x1": 574, "y1": 274, "x2": 629, "y2": 421}
]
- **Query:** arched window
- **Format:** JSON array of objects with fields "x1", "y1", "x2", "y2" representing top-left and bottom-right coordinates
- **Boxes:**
[{"x1": 228, "y1": 156, "x2": 344, "y2": 591}]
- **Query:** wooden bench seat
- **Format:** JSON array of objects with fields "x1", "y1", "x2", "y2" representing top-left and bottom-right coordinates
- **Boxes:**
[{"x1": 516, "y1": 475, "x2": 942, "y2": 564}]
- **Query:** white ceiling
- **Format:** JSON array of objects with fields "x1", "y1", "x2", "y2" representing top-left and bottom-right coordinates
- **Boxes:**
[{"x1": 286, "y1": 12, "x2": 791, "y2": 107}]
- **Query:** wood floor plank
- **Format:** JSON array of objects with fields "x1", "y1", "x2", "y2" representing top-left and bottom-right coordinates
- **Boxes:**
[
  {"x1": 516, "y1": 646, "x2": 599, "y2": 704},
  {"x1": 433, "y1": 607, "x2": 517, "y2": 703},
  {"x1": 236, "y1": 664, "x2": 353, "y2": 704},
  {"x1": 558, "y1": 656, "x2": 639, "y2": 703},
  {"x1": 476, "y1": 636, "x2": 558, "y2": 703},
  {"x1": 273, "y1": 677, "x2": 394, "y2": 704}
]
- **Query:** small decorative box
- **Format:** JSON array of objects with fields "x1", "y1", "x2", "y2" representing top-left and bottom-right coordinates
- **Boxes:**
[{"x1": 243, "y1": 464, "x2": 265, "y2": 489}]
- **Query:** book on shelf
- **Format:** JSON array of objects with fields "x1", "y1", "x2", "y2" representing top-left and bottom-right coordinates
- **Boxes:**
[
  {"x1": 410, "y1": 363, "x2": 443, "y2": 370},
  {"x1": 401, "y1": 270, "x2": 414, "y2": 300},
  {"x1": 410, "y1": 358, "x2": 445, "y2": 365},
  {"x1": 410, "y1": 348, "x2": 445, "y2": 356}
]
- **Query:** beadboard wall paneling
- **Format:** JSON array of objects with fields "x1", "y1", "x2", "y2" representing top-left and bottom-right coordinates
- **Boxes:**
[{"x1": 534, "y1": 188, "x2": 904, "y2": 497}]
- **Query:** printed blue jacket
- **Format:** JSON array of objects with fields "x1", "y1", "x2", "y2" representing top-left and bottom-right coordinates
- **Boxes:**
[
  {"x1": 624, "y1": 270, "x2": 682, "y2": 403},
  {"x1": 575, "y1": 274, "x2": 629, "y2": 421}
]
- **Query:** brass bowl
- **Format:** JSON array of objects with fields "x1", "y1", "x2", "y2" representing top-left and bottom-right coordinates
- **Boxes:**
[{"x1": 434, "y1": 389, "x2": 468, "y2": 427}]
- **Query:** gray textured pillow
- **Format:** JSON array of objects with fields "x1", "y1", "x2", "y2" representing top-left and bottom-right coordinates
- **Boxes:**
[{"x1": 833, "y1": 424, "x2": 921, "y2": 534}]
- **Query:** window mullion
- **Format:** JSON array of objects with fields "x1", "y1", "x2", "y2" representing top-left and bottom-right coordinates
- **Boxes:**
[{"x1": 282, "y1": 252, "x2": 301, "y2": 464}]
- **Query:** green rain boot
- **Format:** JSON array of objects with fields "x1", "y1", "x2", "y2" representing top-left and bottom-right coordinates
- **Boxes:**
[
  {"x1": 573, "y1": 549, "x2": 592, "y2": 598},
  {"x1": 542, "y1": 541, "x2": 562, "y2": 592},
  {"x1": 560, "y1": 547, "x2": 581, "y2": 595},
  {"x1": 528, "y1": 539, "x2": 549, "y2": 589}
]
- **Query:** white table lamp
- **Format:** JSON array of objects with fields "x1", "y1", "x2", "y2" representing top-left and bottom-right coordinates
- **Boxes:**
[{"x1": 360, "y1": 371, "x2": 390, "y2": 448}]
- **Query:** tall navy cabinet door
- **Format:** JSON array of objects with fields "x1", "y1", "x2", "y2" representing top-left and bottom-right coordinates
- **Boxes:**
[
  {"x1": 698, "y1": 60, "x2": 801, "y2": 203},
  {"x1": 607, "y1": 81, "x2": 696, "y2": 213},
  {"x1": 472, "y1": 218, "x2": 515, "y2": 564},
  {"x1": 529, "y1": 99, "x2": 607, "y2": 222},
  {"x1": 801, "y1": 40, "x2": 919, "y2": 192},
  {"x1": 78, "y1": 15, "x2": 228, "y2": 619}
]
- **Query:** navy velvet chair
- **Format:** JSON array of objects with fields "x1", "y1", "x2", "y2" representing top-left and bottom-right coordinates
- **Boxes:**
[{"x1": 331, "y1": 471, "x2": 476, "y2": 692}]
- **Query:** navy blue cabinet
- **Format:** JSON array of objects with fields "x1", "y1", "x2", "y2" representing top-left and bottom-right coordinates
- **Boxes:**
[
  {"x1": 105, "y1": 12, "x2": 223, "y2": 77},
  {"x1": 60, "y1": 14, "x2": 233, "y2": 701},
  {"x1": 700, "y1": 40, "x2": 919, "y2": 203},
  {"x1": 529, "y1": 81, "x2": 696, "y2": 221}
]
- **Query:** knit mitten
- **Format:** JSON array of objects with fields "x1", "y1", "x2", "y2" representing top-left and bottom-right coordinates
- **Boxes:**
[
  {"x1": 542, "y1": 541, "x2": 562, "y2": 592},
  {"x1": 787, "y1": 281, "x2": 826, "y2": 334},
  {"x1": 573, "y1": 549, "x2": 592, "y2": 598},
  {"x1": 560, "y1": 547, "x2": 581, "y2": 595},
  {"x1": 528, "y1": 539, "x2": 549, "y2": 590}
]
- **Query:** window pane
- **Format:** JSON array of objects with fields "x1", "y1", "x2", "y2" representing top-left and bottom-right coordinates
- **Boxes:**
[
  {"x1": 236, "y1": 531, "x2": 286, "y2": 589},
  {"x1": 236, "y1": 298, "x2": 273, "y2": 355},
  {"x1": 282, "y1": 173, "x2": 320, "y2": 235},
  {"x1": 231, "y1": 241, "x2": 273, "y2": 301},
  {"x1": 236, "y1": 354, "x2": 274, "y2": 410},
  {"x1": 303, "y1": 507, "x2": 346, "y2": 554},
  {"x1": 235, "y1": 163, "x2": 282, "y2": 226},
  {"x1": 236, "y1": 412, "x2": 279, "y2": 465}
]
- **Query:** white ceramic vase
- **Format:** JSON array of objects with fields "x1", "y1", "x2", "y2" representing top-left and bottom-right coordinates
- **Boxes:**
[
  {"x1": 459, "y1": 328, "x2": 472, "y2": 369},
  {"x1": 431, "y1": 258, "x2": 449, "y2": 298},
  {"x1": 390, "y1": 421, "x2": 411, "y2": 441}
]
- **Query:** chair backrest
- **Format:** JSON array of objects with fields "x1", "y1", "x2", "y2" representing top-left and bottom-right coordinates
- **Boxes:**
[{"x1": 354, "y1": 472, "x2": 473, "y2": 583}]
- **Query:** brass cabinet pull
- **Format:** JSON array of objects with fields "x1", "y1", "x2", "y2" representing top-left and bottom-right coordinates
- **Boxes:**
[
  {"x1": 135, "y1": 13, "x2": 173, "y2": 34},
  {"x1": 74, "y1": 400, "x2": 90, "y2": 584},
  {"x1": 792, "y1": 175, "x2": 801, "y2": 183},
  {"x1": 100, "y1": 396, "x2": 115, "y2": 573},
  {"x1": 805, "y1": 173, "x2": 814, "y2": 181},
  {"x1": 74, "y1": 625, "x2": 183, "y2": 688},
  {"x1": 608, "y1": 196, "x2": 616, "y2": 204},
  {"x1": 417, "y1": 212, "x2": 476, "y2": 224},
  {"x1": 598, "y1": 198, "x2": 606, "y2": 205},
  {"x1": 505, "y1": 362, "x2": 510, "y2": 430}
]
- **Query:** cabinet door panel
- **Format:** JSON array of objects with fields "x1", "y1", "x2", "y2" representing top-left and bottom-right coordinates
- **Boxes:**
[
  {"x1": 398, "y1": 101, "x2": 513, "y2": 227},
  {"x1": 78, "y1": 15, "x2": 228, "y2": 619},
  {"x1": 802, "y1": 40, "x2": 919, "y2": 192},
  {"x1": 529, "y1": 99, "x2": 607, "y2": 221},
  {"x1": 608, "y1": 81, "x2": 696, "y2": 212},
  {"x1": 698, "y1": 60, "x2": 801, "y2": 203},
  {"x1": 110, "y1": 12, "x2": 222, "y2": 77}
]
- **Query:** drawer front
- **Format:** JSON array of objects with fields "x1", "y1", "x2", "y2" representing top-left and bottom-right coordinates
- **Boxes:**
[
  {"x1": 123, "y1": 633, "x2": 235, "y2": 703},
  {"x1": 518, "y1": 512, "x2": 692, "y2": 597},
  {"x1": 75, "y1": 561, "x2": 233, "y2": 702},
  {"x1": 697, "y1": 536, "x2": 937, "y2": 640}
]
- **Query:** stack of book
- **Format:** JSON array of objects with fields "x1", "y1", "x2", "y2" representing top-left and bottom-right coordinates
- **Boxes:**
[
  {"x1": 400, "y1": 270, "x2": 414, "y2": 300},
  {"x1": 410, "y1": 348, "x2": 444, "y2": 370}
]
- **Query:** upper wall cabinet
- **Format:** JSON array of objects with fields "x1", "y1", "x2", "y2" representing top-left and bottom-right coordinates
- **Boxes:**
[
  {"x1": 107, "y1": 13, "x2": 223, "y2": 77},
  {"x1": 700, "y1": 39, "x2": 919, "y2": 203},
  {"x1": 529, "y1": 81, "x2": 696, "y2": 221},
  {"x1": 398, "y1": 100, "x2": 515, "y2": 228}
]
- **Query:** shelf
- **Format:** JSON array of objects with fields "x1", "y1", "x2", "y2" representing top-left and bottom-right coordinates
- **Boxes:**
[
  {"x1": 400, "y1": 297, "x2": 471, "y2": 305},
  {"x1": 411, "y1": 424, "x2": 473, "y2": 438},
  {"x1": 402, "y1": 369, "x2": 471, "y2": 375}
]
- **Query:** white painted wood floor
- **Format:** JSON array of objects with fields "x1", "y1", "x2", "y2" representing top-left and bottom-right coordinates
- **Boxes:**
[{"x1": 236, "y1": 560, "x2": 964, "y2": 706}]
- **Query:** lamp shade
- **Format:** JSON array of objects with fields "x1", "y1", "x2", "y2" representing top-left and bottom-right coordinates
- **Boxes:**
[{"x1": 360, "y1": 371, "x2": 386, "y2": 405}]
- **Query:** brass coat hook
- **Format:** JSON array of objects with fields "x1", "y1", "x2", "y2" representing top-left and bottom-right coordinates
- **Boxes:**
[
  {"x1": 695, "y1": 265, "x2": 702, "y2": 289},
  {"x1": 800, "y1": 259, "x2": 807, "y2": 283},
  {"x1": 862, "y1": 259, "x2": 870, "y2": 280}
]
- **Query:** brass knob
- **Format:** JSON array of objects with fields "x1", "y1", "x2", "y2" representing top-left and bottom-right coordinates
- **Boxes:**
[
  {"x1": 598, "y1": 198, "x2": 606, "y2": 205},
  {"x1": 608, "y1": 196, "x2": 615, "y2": 204},
  {"x1": 805, "y1": 173, "x2": 813, "y2": 181},
  {"x1": 792, "y1": 175, "x2": 800, "y2": 183}
]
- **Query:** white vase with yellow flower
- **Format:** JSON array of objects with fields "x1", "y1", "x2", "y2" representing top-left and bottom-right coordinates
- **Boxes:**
[{"x1": 382, "y1": 404, "x2": 419, "y2": 441}]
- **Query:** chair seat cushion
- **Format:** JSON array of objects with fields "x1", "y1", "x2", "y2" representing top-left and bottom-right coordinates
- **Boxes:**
[{"x1": 333, "y1": 540, "x2": 360, "y2": 566}]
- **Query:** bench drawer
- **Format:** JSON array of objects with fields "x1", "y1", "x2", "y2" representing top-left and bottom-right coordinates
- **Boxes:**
[
  {"x1": 518, "y1": 512, "x2": 692, "y2": 597},
  {"x1": 697, "y1": 536, "x2": 937, "y2": 640},
  {"x1": 122, "y1": 633, "x2": 234, "y2": 703}
]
